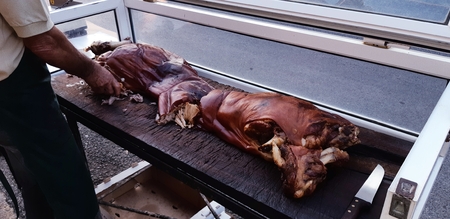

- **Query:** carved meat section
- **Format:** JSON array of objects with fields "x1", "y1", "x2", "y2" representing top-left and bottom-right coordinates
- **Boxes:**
[
  {"x1": 198, "y1": 90, "x2": 360, "y2": 198},
  {"x1": 85, "y1": 40, "x2": 360, "y2": 199},
  {"x1": 87, "y1": 40, "x2": 214, "y2": 125}
]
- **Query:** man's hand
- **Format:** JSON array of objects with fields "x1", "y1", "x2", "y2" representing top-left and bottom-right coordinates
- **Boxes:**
[
  {"x1": 23, "y1": 26, "x2": 121, "y2": 96},
  {"x1": 83, "y1": 64, "x2": 121, "y2": 96}
]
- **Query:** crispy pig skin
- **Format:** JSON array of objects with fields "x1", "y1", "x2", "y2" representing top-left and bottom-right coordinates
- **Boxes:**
[
  {"x1": 198, "y1": 89, "x2": 359, "y2": 198},
  {"x1": 198, "y1": 90, "x2": 359, "y2": 152},
  {"x1": 94, "y1": 43, "x2": 214, "y2": 120}
]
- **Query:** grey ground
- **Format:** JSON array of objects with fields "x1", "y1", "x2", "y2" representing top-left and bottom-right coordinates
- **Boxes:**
[{"x1": 420, "y1": 148, "x2": 450, "y2": 219}]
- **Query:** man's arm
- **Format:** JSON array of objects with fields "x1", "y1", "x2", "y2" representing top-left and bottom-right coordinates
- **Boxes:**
[{"x1": 22, "y1": 26, "x2": 121, "y2": 96}]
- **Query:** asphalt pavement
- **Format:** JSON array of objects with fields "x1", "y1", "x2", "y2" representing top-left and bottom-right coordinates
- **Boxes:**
[{"x1": 420, "y1": 147, "x2": 450, "y2": 219}]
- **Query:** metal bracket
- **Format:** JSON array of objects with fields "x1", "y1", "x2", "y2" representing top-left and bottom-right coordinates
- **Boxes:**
[
  {"x1": 396, "y1": 178, "x2": 417, "y2": 199},
  {"x1": 363, "y1": 37, "x2": 411, "y2": 50},
  {"x1": 363, "y1": 37, "x2": 388, "y2": 49},
  {"x1": 389, "y1": 178, "x2": 417, "y2": 219},
  {"x1": 389, "y1": 194, "x2": 411, "y2": 219}
]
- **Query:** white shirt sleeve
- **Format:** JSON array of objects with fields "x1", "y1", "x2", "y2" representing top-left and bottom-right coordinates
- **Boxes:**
[{"x1": 0, "y1": 0, "x2": 54, "y2": 38}]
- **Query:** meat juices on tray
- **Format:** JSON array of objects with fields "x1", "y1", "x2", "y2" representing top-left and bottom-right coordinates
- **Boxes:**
[{"x1": 86, "y1": 39, "x2": 360, "y2": 198}]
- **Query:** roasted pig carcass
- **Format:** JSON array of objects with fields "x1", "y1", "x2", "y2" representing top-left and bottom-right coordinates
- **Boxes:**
[
  {"x1": 85, "y1": 40, "x2": 360, "y2": 199},
  {"x1": 86, "y1": 40, "x2": 214, "y2": 126},
  {"x1": 197, "y1": 90, "x2": 360, "y2": 198}
]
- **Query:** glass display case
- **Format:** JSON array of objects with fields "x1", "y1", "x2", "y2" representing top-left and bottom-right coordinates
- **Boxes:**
[{"x1": 48, "y1": 1, "x2": 450, "y2": 218}]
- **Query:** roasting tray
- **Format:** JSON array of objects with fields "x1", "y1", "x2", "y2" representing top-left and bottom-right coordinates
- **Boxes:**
[
  {"x1": 51, "y1": 72, "x2": 413, "y2": 219},
  {"x1": 95, "y1": 161, "x2": 207, "y2": 219}
]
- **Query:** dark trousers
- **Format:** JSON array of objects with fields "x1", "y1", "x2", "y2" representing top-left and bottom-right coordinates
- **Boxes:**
[{"x1": 0, "y1": 49, "x2": 100, "y2": 219}]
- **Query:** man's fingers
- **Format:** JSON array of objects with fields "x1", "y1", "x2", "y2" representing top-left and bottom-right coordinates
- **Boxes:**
[
  {"x1": 100, "y1": 82, "x2": 120, "y2": 96},
  {"x1": 86, "y1": 73, "x2": 120, "y2": 96},
  {"x1": 91, "y1": 85, "x2": 110, "y2": 95},
  {"x1": 104, "y1": 84, "x2": 115, "y2": 96},
  {"x1": 112, "y1": 82, "x2": 121, "y2": 97}
]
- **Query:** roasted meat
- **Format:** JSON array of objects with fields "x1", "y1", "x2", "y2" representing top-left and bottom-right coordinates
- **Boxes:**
[
  {"x1": 198, "y1": 90, "x2": 360, "y2": 198},
  {"x1": 87, "y1": 40, "x2": 214, "y2": 125},
  {"x1": 85, "y1": 40, "x2": 360, "y2": 199}
]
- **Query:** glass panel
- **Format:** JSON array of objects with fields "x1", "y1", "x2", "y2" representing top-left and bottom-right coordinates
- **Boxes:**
[
  {"x1": 55, "y1": 12, "x2": 118, "y2": 40},
  {"x1": 48, "y1": 11, "x2": 118, "y2": 72},
  {"x1": 284, "y1": 0, "x2": 450, "y2": 24},
  {"x1": 130, "y1": 9, "x2": 447, "y2": 133}
]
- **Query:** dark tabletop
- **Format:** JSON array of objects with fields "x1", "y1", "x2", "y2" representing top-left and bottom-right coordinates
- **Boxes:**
[{"x1": 51, "y1": 72, "x2": 394, "y2": 219}]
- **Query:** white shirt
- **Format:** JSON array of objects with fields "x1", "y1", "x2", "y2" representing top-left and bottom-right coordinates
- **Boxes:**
[{"x1": 0, "y1": 0, "x2": 54, "y2": 81}]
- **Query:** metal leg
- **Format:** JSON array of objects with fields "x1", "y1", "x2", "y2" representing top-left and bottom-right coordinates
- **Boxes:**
[{"x1": 66, "y1": 114, "x2": 89, "y2": 168}]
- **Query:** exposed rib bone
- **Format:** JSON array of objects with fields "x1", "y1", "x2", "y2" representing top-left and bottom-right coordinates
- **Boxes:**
[
  {"x1": 173, "y1": 103, "x2": 200, "y2": 129},
  {"x1": 261, "y1": 135, "x2": 286, "y2": 166},
  {"x1": 294, "y1": 180, "x2": 314, "y2": 198},
  {"x1": 184, "y1": 103, "x2": 200, "y2": 125},
  {"x1": 272, "y1": 145, "x2": 285, "y2": 167},
  {"x1": 262, "y1": 134, "x2": 285, "y2": 147},
  {"x1": 320, "y1": 147, "x2": 349, "y2": 165},
  {"x1": 174, "y1": 110, "x2": 187, "y2": 128}
]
